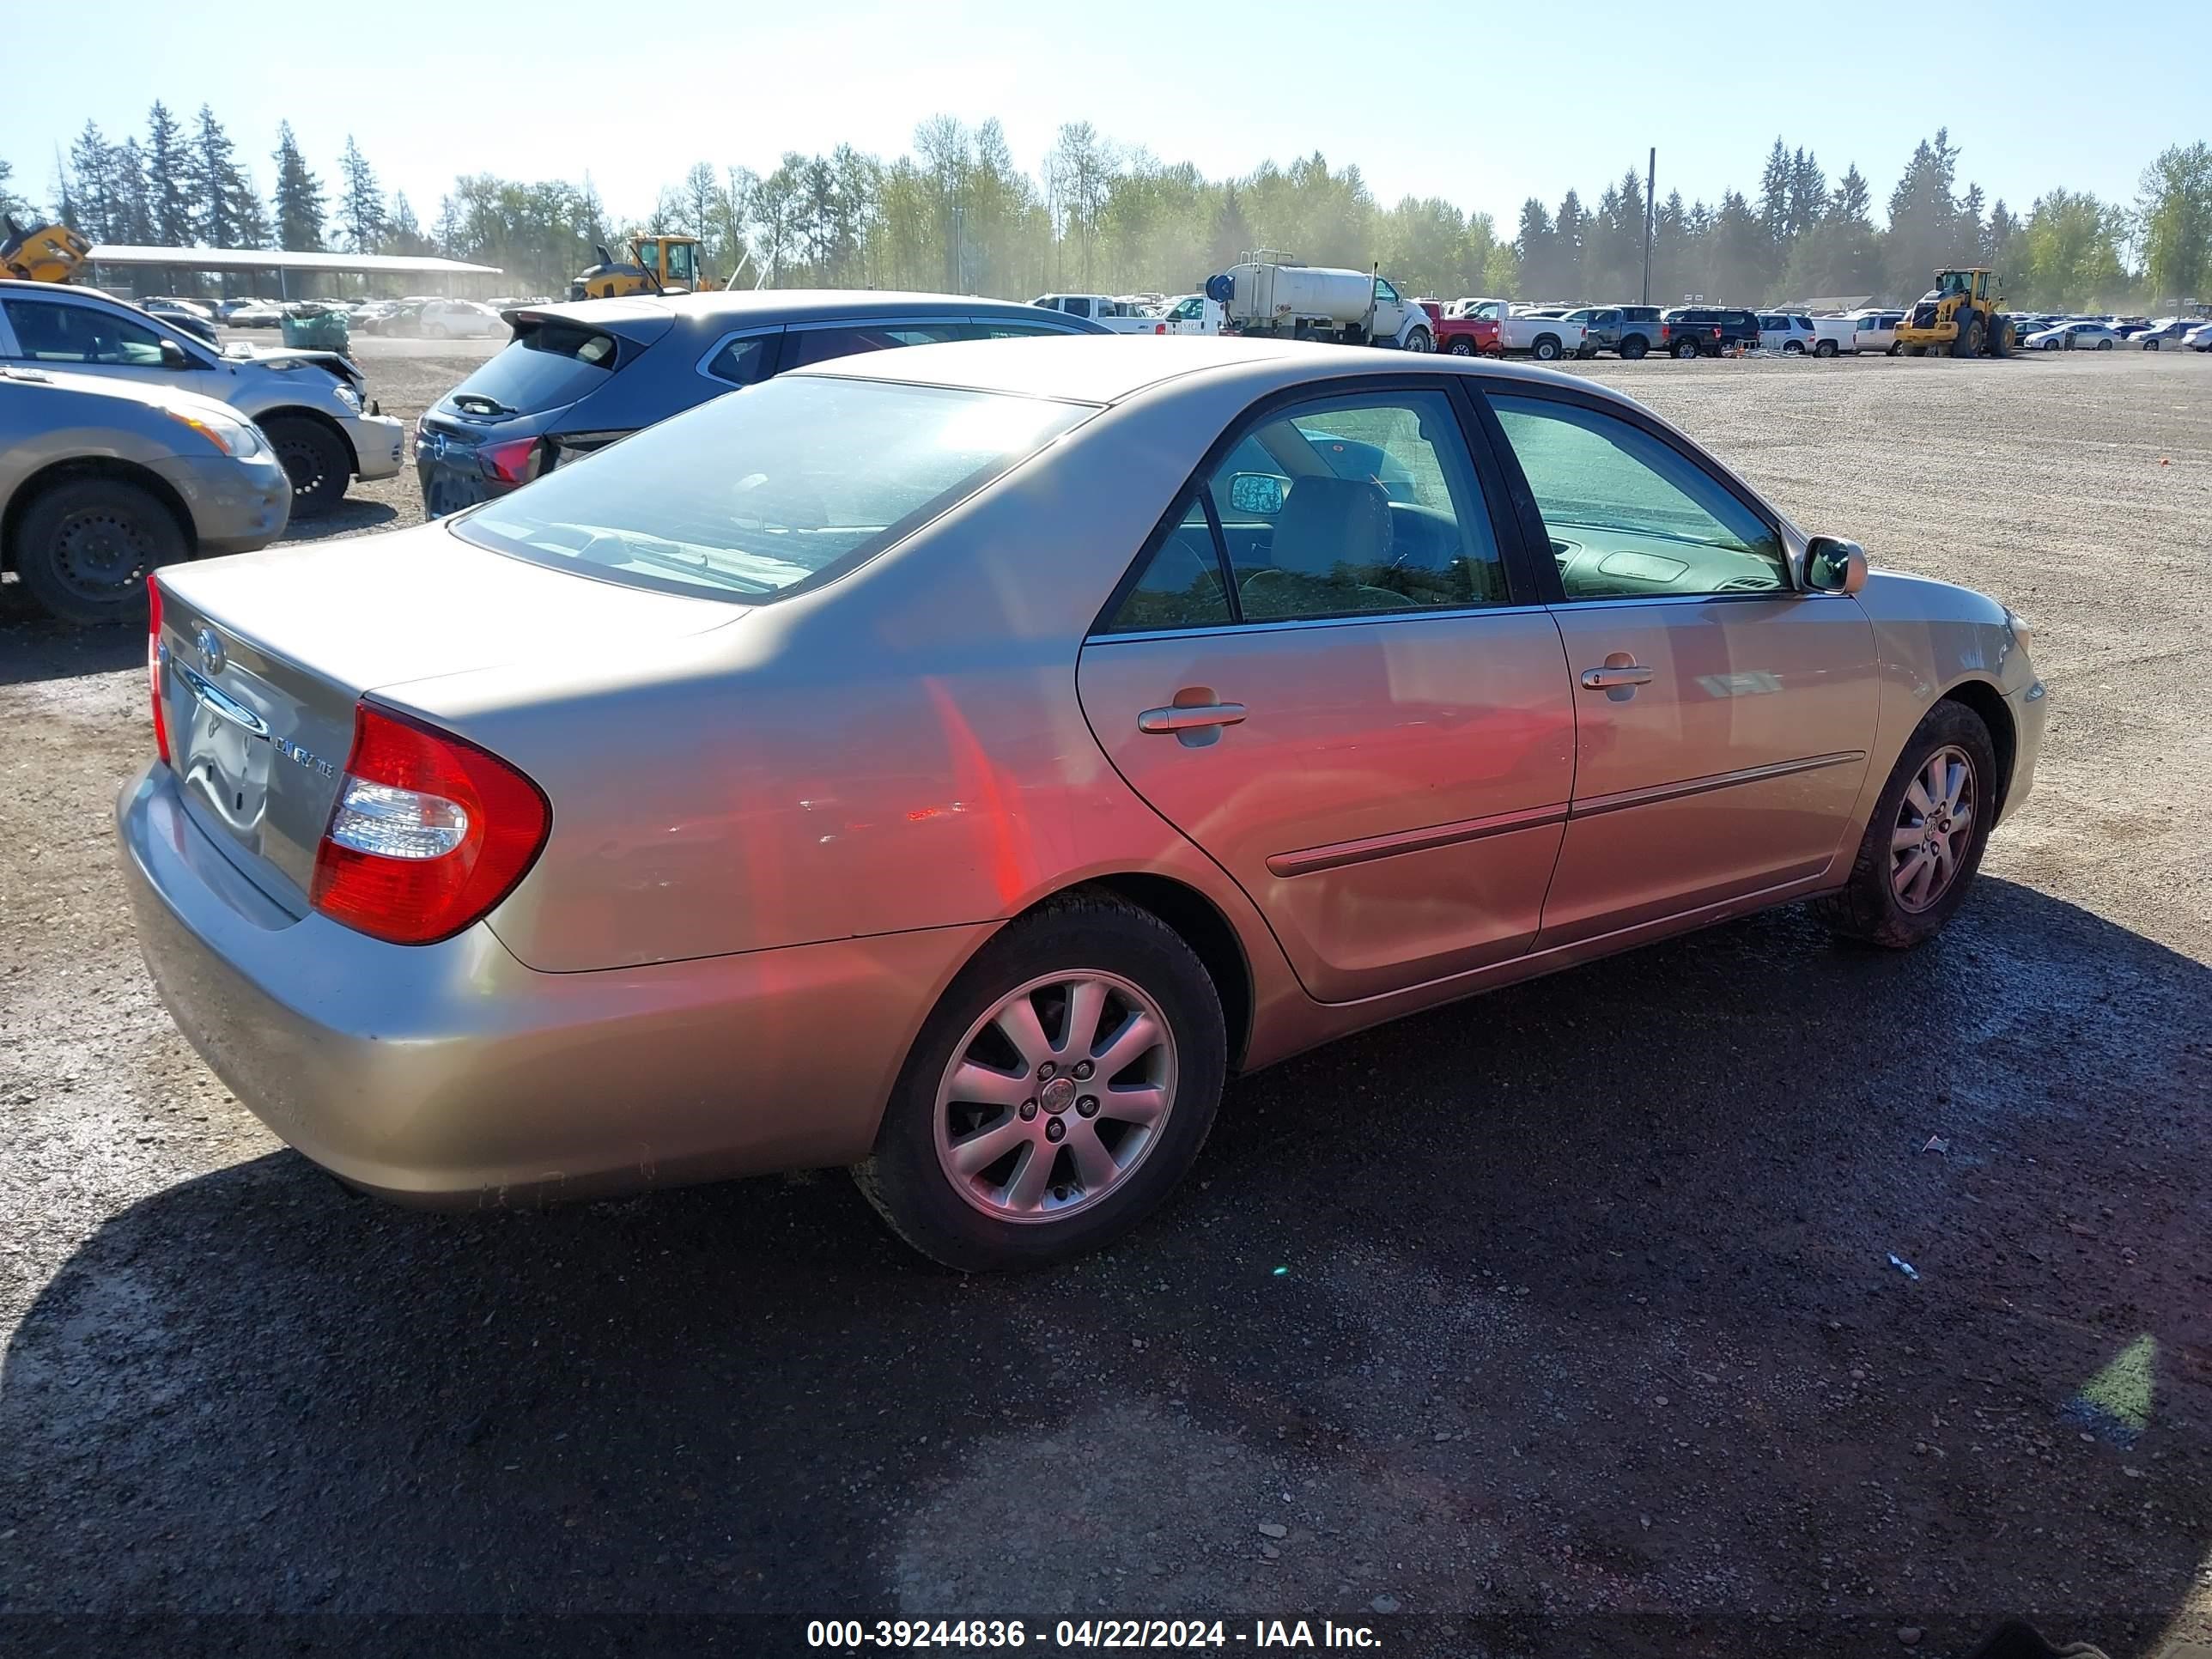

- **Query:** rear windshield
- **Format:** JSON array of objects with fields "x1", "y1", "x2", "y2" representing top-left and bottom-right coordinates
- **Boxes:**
[
  {"x1": 452, "y1": 374, "x2": 1091, "y2": 604},
  {"x1": 442, "y1": 318, "x2": 617, "y2": 416}
]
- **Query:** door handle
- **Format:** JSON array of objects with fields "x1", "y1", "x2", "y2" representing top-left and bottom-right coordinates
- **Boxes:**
[
  {"x1": 1578, "y1": 665, "x2": 1654, "y2": 690},
  {"x1": 1137, "y1": 702, "x2": 1248, "y2": 734}
]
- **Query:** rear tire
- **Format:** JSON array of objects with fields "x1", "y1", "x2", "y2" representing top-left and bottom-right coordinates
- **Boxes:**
[
  {"x1": 1530, "y1": 335, "x2": 1562, "y2": 362},
  {"x1": 1814, "y1": 339, "x2": 1838, "y2": 357},
  {"x1": 13, "y1": 477, "x2": 187, "y2": 627},
  {"x1": 1673, "y1": 337, "x2": 1701, "y2": 359},
  {"x1": 854, "y1": 892, "x2": 1227, "y2": 1272},
  {"x1": 1814, "y1": 701, "x2": 1998, "y2": 950},
  {"x1": 1403, "y1": 326, "x2": 1432, "y2": 354},
  {"x1": 264, "y1": 415, "x2": 350, "y2": 519},
  {"x1": 1447, "y1": 336, "x2": 1474, "y2": 356},
  {"x1": 1620, "y1": 335, "x2": 1649, "y2": 360},
  {"x1": 2096, "y1": 337, "x2": 2113, "y2": 350}
]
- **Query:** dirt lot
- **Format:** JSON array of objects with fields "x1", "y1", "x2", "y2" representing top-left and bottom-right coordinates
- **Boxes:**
[{"x1": 2, "y1": 348, "x2": 2209, "y2": 1656}]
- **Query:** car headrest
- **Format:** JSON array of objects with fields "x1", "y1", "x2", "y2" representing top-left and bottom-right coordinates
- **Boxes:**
[{"x1": 1272, "y1": 476, "x2": 1391, "y2": 578}]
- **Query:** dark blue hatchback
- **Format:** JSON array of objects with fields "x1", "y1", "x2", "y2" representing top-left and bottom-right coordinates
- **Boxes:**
[{"x1": 416, "y1": 289, "x2": 1108, "y2": 517}]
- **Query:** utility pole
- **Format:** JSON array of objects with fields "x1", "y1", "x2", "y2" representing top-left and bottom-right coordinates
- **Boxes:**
[{"x1": 1643, "y1": 147, "x2": 1656, "y2": 307}]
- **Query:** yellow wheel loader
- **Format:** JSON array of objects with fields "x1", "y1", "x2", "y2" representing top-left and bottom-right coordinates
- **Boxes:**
[
  {"x1": 569, "y1": 235, "x2": 708, "y2": 301},
  {"x1": 1, "y1": 216, "x2": 92, "y2": 283},
  {"x1": 1894, "y1": 267, "x2": 2014, "y2": 358}
]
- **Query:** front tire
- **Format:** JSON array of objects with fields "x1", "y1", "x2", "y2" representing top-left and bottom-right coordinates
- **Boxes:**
[
  {"x1": 1950, "y1": 313, "x2": 1984, "y2": 358},
  {"x1": 1814, "y1": 701, "x2": 1998, "y2": 949},
  {"x1": 13, "y1": 477, "x2": 187, "y2": 626},
  {"x1": 2145, "y1": 338, "x2": 2160, "y2": 350},
  {"x1": 854, "y1": 892, "x2": 1226, "y2": 1271},
  {"x1": 264, "y1": 416, "x2": 350, "y2": 518}
]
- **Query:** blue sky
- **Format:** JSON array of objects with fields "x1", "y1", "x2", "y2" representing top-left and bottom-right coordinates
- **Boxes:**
[{"x1": 4, "y1": 0, "x2": 2202, "y2": 234}]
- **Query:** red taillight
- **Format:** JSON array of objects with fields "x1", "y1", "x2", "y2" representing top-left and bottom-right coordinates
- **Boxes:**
[
  {"x1": 148, "y1": 575, "x2": 171, "y2": 764},
  {"x1": 1659, "y1": 323, "x2": 1670, "y2": 341},
  {"x1": 477, "y1": 437, "x2": 544, "y2": 487},
  {"x1": 309, "y1": 703, "x2": 550, "y2": 946}
]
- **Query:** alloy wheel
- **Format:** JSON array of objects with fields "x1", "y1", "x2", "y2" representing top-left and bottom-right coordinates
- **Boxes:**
[
  {"x1": 1891, "y1": 744, "x2": 1976, "y2": 913},
  {"x1": 933, "y1": 970, "x2": 1177, "y2": 1223}
]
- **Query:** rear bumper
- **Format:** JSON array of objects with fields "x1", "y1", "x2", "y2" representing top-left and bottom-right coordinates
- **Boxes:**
[{"x1": 117, "y1": 762, "x2": 986, "y2": 1206}]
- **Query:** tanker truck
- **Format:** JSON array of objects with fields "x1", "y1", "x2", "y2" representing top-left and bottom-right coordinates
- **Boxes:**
[{"x1": 1203, "y1": 255, "x2": 1434, "y2": 350}]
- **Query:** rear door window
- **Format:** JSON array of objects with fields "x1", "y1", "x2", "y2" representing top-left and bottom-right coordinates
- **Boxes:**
[
  {"x1": 782, "y1": 322, "x2": 967, "y2": 370},
  {"x1": 702, "y1": 332, "x2": 780, "y2": 386},
  {"x1": 445, "y1": 319, "x2": 620, "y2": 415}
]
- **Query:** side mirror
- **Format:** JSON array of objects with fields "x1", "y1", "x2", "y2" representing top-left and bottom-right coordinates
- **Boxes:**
[
  {"x1": 1805, "y1": 536, "x2": 1869, "y2": 596},
  {"x1": 159, "y1": 339, "x2": 191, "y2": 370},
  {"x1": 1226, "y1": 472, "x2": 1286, "y2": 518}
]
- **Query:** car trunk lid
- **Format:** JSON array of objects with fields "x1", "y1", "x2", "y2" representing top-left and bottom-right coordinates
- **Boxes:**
[{"x1": 153, "y1": 520, "x2": 734, "y2": 913}]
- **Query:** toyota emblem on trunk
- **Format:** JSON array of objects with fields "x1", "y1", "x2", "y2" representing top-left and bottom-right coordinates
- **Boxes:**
[{"x1": 195, "y1": 627, "x2": 226, "y2": 676}]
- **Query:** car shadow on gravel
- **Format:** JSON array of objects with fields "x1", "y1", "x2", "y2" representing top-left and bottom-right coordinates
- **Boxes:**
[
  {"x1": 0, "y1": 606, "x2": 138, "y2": 684},
  {"x1": 2, "y1": 880, "x2": 2207, "y2": 1651}
]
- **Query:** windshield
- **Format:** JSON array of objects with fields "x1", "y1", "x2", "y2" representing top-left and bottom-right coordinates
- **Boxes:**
[{"x1": 453, "y1": 374, "x2": 1092, "y2": 604}]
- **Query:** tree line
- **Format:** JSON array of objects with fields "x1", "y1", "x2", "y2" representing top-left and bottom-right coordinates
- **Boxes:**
[{"x1": 5, "y1": 108, "x2": 2208, "y2": 313}]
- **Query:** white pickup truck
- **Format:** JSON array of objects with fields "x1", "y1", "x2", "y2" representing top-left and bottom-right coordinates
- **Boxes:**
[
  {"x1": 1158, "y1": 294, "x2": 1226, "y2": 335},
  {"x1": 1445, "y1": 299, "x2": 1587, "y2": 362},
  {"x1": 1030, "y1": 294, "x2": 1165, "y2": 333}
]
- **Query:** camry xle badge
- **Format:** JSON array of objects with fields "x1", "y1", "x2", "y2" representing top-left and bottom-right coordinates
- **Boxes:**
[{"x1": 194, "y1": 627, "x2": 226, "y2": 676}]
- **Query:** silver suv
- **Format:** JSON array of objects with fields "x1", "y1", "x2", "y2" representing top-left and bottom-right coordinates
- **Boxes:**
[{"x1": 0, "y1": 279, "x2": 404, "y2": 517}]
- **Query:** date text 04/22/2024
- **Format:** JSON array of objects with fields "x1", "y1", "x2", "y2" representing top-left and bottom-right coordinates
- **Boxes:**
[{"x1": 805, "y1": 1620, "x2": 1385, "y2": 1650}]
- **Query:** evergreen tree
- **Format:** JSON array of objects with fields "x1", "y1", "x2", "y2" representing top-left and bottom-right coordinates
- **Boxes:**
[
  {"x1": 1884, "y1": 129, "x2": 1961, "y2": 300},
  {"x1": 112, "y1": 138, "x2": 153, "y2": 244},
  {"x1": 1209, "y1": 183, "x2": 1252, "y2": 271},
  {"x1": 270, "y1": 122, "x2": 325, "y2": 250},
  {"x1": 66, "y1": 122, "x2": 117, "y2": 241},
  {"x1": 1549, "y1": 189, "x2": 1585, "y2": 297},
  {"x1": 1514, "y1": 198, "x2": 1556, "y2": 297},
  {"x1": 337, "y1": 136, "x2": 385, "y2": 252},
  {"x1": 0, "y1": 153, "x2": 29, "y2": 221},
  {"x1": 188, "y1": 106, "x2": 241, "y2": 246},
  {"x1": 144, "y1": 102, "x2": 194, "y2": 246},
  {"x1": 1758, "y1": 137, "x2": 1792, "y2": 244}
]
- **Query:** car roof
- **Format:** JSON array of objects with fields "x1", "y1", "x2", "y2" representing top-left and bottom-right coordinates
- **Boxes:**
[
  {"x1": 795, "y1": 332, "x2": 1647, "y2": 412},
  {"x1": 509, "y1": 288, "x2": 1087, "y2": 331}
]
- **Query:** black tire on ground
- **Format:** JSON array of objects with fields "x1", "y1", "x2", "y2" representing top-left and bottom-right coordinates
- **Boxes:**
[
  {"x1": 1814, "y1": 700, "x2": 1999, "y2": 949},
  {"x1": 1576, "y1": 345, "x2": 1598, "y2": 359},
  {"x1": 853, "y1": 890, "x2": 1228, "y2": 1272},
  {"x1": 1887, "y1": 343, "x2": 1902, "y2": 356},
  {"x1": 1447, "y1": 336, "x2": 1475, "y2": 356},
  {"x1": 1673, "y1": 337, "x2": 1701, "y2": 359},
  {"x1": 1620, "y1": 335, "x2": 1649, "y2": 360},
  {"x1": 1784, "y1": 340, "x2": 1805, "y2": 354},
  {"x1": 1814, "y1": 339, "x2": 1838, "y2": 357},
  {"x1": 12, "y1": 476, "x2": 188, "y2": 627},
  {"x1": 1949, "y1": 311, "x2": 1984, "y2": 358},
  {"x1": 1402, "y1": 326, "x2": 1431, "y2": 353},
  {"x1": 2145, "y1": 338, "x2": 2160, "y2": 350},
  {"x1": 264, "y1": 416, "x2": 351, "y2": 518},
  {"x1": 2045, "y1": 338, "x2": 2062, "y2": 350},
  {"x1": 1989, "y1": 319, "x2": 2011, "y2": 358},
  {"x1": 2096, "y1": 337, "x2": 2113, "y2": 349},
  {"x1": 1531, "y1": 335, "x2": 1561, "y2": 362}
]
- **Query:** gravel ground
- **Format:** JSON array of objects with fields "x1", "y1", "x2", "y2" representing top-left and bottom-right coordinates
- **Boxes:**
[{"x1": 2, "y1": 347, "x2": 2209, "y2": 1656}]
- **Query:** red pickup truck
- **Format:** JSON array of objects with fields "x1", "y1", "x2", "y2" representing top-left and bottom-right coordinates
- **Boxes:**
[{"x1": 1421, "y1": 302, "x2": 1501, "y2": 356}]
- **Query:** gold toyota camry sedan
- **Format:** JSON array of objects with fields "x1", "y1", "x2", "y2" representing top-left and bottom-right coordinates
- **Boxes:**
[{"x1": 118, "y1": 336, "x2": 2045, "y2": 1269}]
